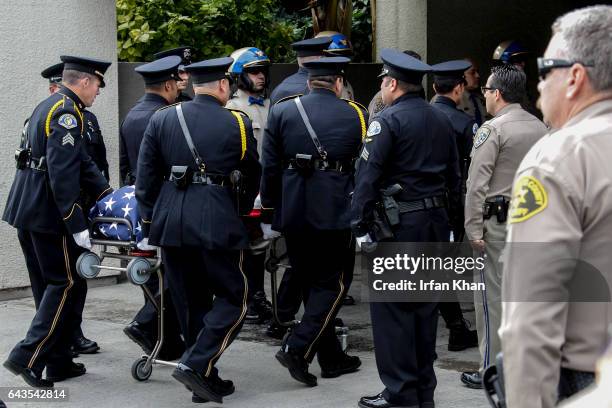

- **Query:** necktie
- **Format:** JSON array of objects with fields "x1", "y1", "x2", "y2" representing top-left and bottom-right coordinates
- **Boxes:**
[
  {"x1": 469, "y1": 93, "x2": 483, "y2": 126},
  {"x1": 248, "y1": 96, "x2": 265, "y2": 106}
]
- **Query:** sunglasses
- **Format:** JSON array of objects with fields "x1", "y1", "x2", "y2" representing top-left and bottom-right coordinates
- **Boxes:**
[
  {"x1": 537, "y1": 58, "x2": 594, "y2": 81},
  {"x1": 480, "y1": 86, "x2": 498, "y2": 95}
]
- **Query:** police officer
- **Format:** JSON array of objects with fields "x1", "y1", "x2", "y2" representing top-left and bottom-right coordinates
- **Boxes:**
[
  {"x1": 457, "y1": 58, "x2": 487, "y2": 126},
  {"x1": 2, "y1": 56, "x2": 112, "y2": 388},
  {"x1": 501, "y1": 6, "x2": 612, "y2": 407},
  {"x1": 461, "y1": 64, "x2": 546, "y2": 389},
  {"x1": 261, "y1": 56, "x2": 365, "y2": 386},
  {"x1": 431, "y1": 60, "x2": 479, "y2": 352},
  {"x1": 269, "y1": 36, "x2": 332, "y2": 105},
  {"x1": 41, "y1": 62, "x2": 102, "y2": 356},
  {"x1": 226, "y1": 47, "x2": 274, "y2": 323},
  {"x1": 352, "y1": 49, "x2": 461, "y2": 408},
  {"x1": 119, "y1": 56, "x2": 185, "y2": 360},
  {"x1": 136, "y1": 57, "x2": 261, "y2": 404},
  {"x1": 315, "y1": 31, "x2": 356, "y2": 100},
  {"x1": 154, "y1": 46, "x2": 195, "y2": 102}
]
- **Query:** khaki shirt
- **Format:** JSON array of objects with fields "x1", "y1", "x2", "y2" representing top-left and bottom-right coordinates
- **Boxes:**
[
  {"x1": 464, "y1": 103, "x2": 546, "y2": 240},
  {"x1": 500, "y1": 99, "x2": 612, "y2": 408},
  {"x1": 226, "y1": 89, "x2": 270, "y2": 155},
  {"x1": 457, "y1": 90, "x2": 488, "y2": 122}
]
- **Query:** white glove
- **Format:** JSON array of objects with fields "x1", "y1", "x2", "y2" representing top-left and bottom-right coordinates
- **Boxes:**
[
  {"x1": 137, "y1": 237, "x2": 158, "y2": 251},
  {"x1": 260, "y1": 223, "x2": 281, "y2": 240},
  {"x1": 355, "y1": 234, "x2": 373, "y2": 249},
  {"x1": 73, "y1": 230, "x2": 92, "y2": 250},
  {"x1": 253, "y1": 193, "x2": 262, "y2": 210}
]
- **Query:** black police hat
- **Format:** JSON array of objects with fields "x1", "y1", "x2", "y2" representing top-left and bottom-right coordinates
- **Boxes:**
[
  {"x1": 431, "y1": 60, "x2": 471, "y2": 80},
  {"x1": 135, "y1": 56, "x2": 182, "y2": 85},
  {"x1": 41, "y1": 62, "x2": 64, "y2": 84},
  {"x1": 184, "y1": 57, "x2": 234, "y2": 84},
  {"x1": 292, "y1": 37, "x2": 333, "y2": 57},
  {"x1": 303, "y1": 56, "x2": 351, "y2": 77},
  {"x1": 60, "y1": 55, "x2": 112, "y2": 87},
  {"x1": 154, "y1": 46, "x2": 194, "y2": 69},
  {"x1": 379, "y1": 48, "x2": 432, "y2": 84}
]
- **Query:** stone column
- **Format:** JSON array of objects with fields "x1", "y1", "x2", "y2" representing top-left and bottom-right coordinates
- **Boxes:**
[{"x1": 373, "y1": 0, "x2": 427, "y2": 61}]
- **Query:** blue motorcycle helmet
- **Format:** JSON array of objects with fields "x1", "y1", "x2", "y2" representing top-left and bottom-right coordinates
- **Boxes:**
[
  {"x1": 316, "y1": 31, "x2": 353, "y2": 56},
  {"x1": 228, "y1": 47, "x2": 271, "y2": 93}
]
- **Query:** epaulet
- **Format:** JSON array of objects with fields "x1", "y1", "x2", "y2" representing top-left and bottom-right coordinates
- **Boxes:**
[
  {"x1": 226, "y1": 107, "x2": 251, "y2": 120},
  {"x1": 341, "y1": 98, "x2": 367, "y2": 112},
  {"x1": 157, "y1": 102, "x2": 180, "y2": 112},
  {"x1": 275, "y1": 94, "x2": 303, "y2": 105}
]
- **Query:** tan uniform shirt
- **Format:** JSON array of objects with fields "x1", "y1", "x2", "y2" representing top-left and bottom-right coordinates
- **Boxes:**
[
  {"x1": 226, "y1": 89, "x2": 270, "y2": 156},
  {"x1": 500, "y1": 99, "x2": 612, "y2": 408},
  {"x1": 464, "y1": 103, "x2": 547, "y2": 240},
  {"x1": 457, "y1": 90, "x2": 488, "y2": 122}
]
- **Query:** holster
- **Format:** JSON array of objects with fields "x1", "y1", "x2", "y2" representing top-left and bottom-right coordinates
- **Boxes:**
[
  {"x1": 169, "y1": 165, "x2": 192, "y2": 189},
  {"x1": 14, "y1": 147, "x2": 30, "y2": 170},
  {"x1": 483, "y1": 196, "x2": 509, "y2": 223},
  {"x1": 292, "y1": 153, "x2": 314, "y2": 177},
  {"x1": 381, "y1": 184, "x2": 403, "y2": 227},
  {"x1": 369, "y1": 184, "x2": 404, "y2": 241}
]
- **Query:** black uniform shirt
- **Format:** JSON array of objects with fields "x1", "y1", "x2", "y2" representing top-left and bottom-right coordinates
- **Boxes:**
[
  {"x1": 83, "y1": 110, "x2": 110, "y2": 181},
  {"x1": 269, "y1": 67, "x2": 309, "y2": 105}
]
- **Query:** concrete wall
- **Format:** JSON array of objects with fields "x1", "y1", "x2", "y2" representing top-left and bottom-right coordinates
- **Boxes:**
[
  {"x1": 374, "y1": 0, "x2": 428, "y2": 61},
  {"x1": 0, "y1": 0, "x2": 119, "y2": 290}
]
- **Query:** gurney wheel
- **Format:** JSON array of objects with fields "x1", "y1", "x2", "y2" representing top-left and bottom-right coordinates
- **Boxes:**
[
  {"x1": 76, "y1": 252, "x2": 101, "y2": 279},
  {"x1": 131, "y1": 357, "x2": 152, "y2": 381},
  {"x1": 126, "y1": 258, "x2": 152, "y2": 286}
]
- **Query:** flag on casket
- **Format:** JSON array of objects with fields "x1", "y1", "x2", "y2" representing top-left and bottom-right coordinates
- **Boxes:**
[{"x1": 88, "y1": 185, "x2": 143, "y2": 242}]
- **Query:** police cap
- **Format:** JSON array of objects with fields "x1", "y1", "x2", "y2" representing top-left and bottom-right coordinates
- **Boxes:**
[
  {"x1": 184, "y1": 57, "x2": 234, "y2": 84},
  {"x1": 135, "y1": 56, "x2": 182, "y2": 85},
  {"x1": 41, "y1": 62, "x2": 64, "y2": 84},
  {"x1": 431, "y1": 59, "x2": 471, "y2": 81},
  {"x1": 60, "y1": 55, "x2": 112, "y2": 87},
  {"x1": 292, "y1": 37, "x2": 332, "y2": 57},
  {"x1": 154, "y1": 46, "x2": 194, "y2": 70},
  {"x1": 379, "y1": 48, "x2": 432, "y2": 84},
  {"x1": 303, "y1": 56, "x2": 351, "y2": 77}
]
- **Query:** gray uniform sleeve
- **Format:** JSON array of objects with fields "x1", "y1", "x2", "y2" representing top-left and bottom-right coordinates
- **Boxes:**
[{"x1": 464, "y1": 124, "x2": 499, "y2": 240}]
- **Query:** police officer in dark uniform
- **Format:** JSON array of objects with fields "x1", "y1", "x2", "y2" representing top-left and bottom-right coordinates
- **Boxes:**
[
  {"x1": 40, "y1": 62, "x2": 102, "y2": 356},
  {"x1": 269, "y1": 37, "x2": 331, "y2": 105},
  {"x1": 3, "y1": 56, "x2": 112, "y2": 388},
  {"x1": 430, "y1": 60, "x2": 479, "y2": 353},
  {"x1": 261, "y1": 57, "x2": 365, "y2": 387},
  {"x1": 351, "y1": 49, "x2": 461, "y2": 408},
  {"x1": 119, "y1": 56, "x2": 186, "y2": 361},
  {"x1": 136, "y1": 57, "x2": 261, "y2": 404},
  {"x1": 154, "y1": 46, "x2": 194, "y2": 102}
]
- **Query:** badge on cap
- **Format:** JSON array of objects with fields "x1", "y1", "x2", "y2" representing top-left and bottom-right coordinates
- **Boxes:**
[
  {"x1": 367, "y1": 121, "x2": 381, "y2": 137},
  {"x1": 473, "y1": 126, "x2": 491, "y2": 149},
  {"x1": 58, "y1": 114, "x2": 77, "y2": 130},
  {"x1": 509, "y1": 175, "x2": 548, "y2": 223}
]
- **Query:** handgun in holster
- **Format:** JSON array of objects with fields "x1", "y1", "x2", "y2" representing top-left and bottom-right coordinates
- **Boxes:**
[
  {"x1": 14, "y1": 147, "x2": 30, "y2": 170},
  {"x1": 169, "y1": 165, "x2": 192, "y2": 190},
  {"x1": 370, "y1": 184, "x2": 403, "y2": 241},
  {"x1": 483, "y1": 196, "x2": 509, "y2": 223},
  {"x1": 293, "y1": 153, "x2": 314, "y2": 177}
]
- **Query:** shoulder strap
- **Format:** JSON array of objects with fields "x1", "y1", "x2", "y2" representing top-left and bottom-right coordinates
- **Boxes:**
[
  {"x1": 175, "y1": 104, "x2": 205, "y2": 170},
  {"x1": 294, "y1": 97, "x2": 327, "y2": 160}
]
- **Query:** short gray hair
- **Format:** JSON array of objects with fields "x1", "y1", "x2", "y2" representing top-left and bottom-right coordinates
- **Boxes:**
[
  {"x1": 552, "y1": 5, "x2": 612, "y2": 92},
  {"x1": 62, "y1": 69, "x2": 95, "y2": 85}
]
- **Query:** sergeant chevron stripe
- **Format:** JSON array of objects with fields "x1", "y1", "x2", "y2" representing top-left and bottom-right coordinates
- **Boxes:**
[{"x1": 62, "y1": 133, "x2": 75, "y2": 146}]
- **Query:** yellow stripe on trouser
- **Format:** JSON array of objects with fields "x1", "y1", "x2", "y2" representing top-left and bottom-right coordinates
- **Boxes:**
[
  {"x1": 28, "y1": 236, "x2": 74, "y2": 368},
  {"x1": 347, "y1": 102, "x2": 367, "y2": 141},
  {"x1": 230, "y1": 111, "x2": 247, "y2": 160},
  {"x1": 304, "y1": 270, "x2": 346, "y2": 360},
  {"x1": 205, "y1": 250, "x2": 249, "y2": 377}
]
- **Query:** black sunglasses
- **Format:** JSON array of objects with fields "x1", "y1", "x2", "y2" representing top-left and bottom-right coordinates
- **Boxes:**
[
  {"x1": 537, "y1": 58, "x2": 594, "y2": 81},
  {"x1": 480, "y1": 86, "x2": 498, "y2": 95}
]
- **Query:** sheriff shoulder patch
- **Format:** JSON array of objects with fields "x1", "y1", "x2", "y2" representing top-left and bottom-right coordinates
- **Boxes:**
[
  {"x1": 367, "y1": 121, "x2": 381, "y2": 137},
  {"x1": 473, "y1": 126, "x2": 491, "y2": 148},
  {"x1": 58, "y1": 114, "x2": 77, "y2": 130},
  {"x1": 509, "y1": 175, "x2": 548, "y2": 223}
]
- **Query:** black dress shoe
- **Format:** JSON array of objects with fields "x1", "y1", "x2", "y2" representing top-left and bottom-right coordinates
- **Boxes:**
[
  {"x1": 191, "y1": 373, "x2": 235, "y2": 402},
  {"x1": 46, "y1": 362, "x2": 86, "y2": 382},
  {"x1": 320, "y1": 353, "x2": 361, "y2": 378},
  {"x1": 266, "y1": 321, "x2": 288, "y2": 340},
  {"x1": 448, "y1": 319, "x2": 478, "y2": 351},
  {"x1": 460, "y1": 371, "x2": 483, "y2": 389},
  {"x1": 245, "y1": 291, "x2": 273, "y2": 324},
  {"x1": 172, "y1": 363, "x2": 223, "y2": 404},
  {"x1": 275, "y1": 347, "x2": 317, "y2": 387},
  {"x1": 71, "y1": 336, "x2": 100, "y2": 354},
  {"x1": 358, "y1": 393, "x2": 417, "y2": 408},
  {"x1": 123, "y1": 321, "x2": 154, "y2": 355},
  {"x1": 3, "y1": 359, "x2": 54, "y2": 388}
]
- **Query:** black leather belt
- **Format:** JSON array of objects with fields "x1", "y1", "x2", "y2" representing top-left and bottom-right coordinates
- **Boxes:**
[
  {"x1": 286, "y1": 159, "x2": 353, "y2": 173},
  {"x1": 397, "y1": 196, "x2": 446, "y2": 213},
  {"x1": 28, "y1": 156, "x2": 47, "y2": 172},
  {"x1": 168, "y1": 172, "x2": 229, "y2": 186}
]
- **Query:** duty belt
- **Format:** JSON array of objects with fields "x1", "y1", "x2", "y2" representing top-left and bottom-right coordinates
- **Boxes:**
[
  {"x1": 168, "y1": 172, "x2": 229, "y2": 186},
  {"x1": 28, "y1": 156, "x2": 47, "y2": 172},
  {"x1": 483, "y1": 195, "x2": 509, "y2": 221},
  {"x1": 286, "y1": 158, "x2": 353, "y2": 173},
  {"x1": 397, "y1": 196, "x2": 446, "y2": 213}
]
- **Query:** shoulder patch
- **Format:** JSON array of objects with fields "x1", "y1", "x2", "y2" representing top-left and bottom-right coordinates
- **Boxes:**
[
  {"x1": 341, "y1": 98, "x2": 367, "y2": 111},
  {"x1": 58, "y1": 114, "x2": 78, "y2": 129},
  {"x1": 472, "y1": 122, "x2": 479, "y2": 136},
  {"x1": 509, "y1": 175, "x2": 548, "y2": 223},
  {"x1": 157, "y1": 102, "x2": 180, "y2": 112},
  {"x1": 473, "y1": 126, "x2": 491, "y2": 149},
  {"x1": 275, "y1": 94, "x2": 302, "y2": 105},
  {"x1": 367, "y1": 121, "x2": 382, "y2": 137}
]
